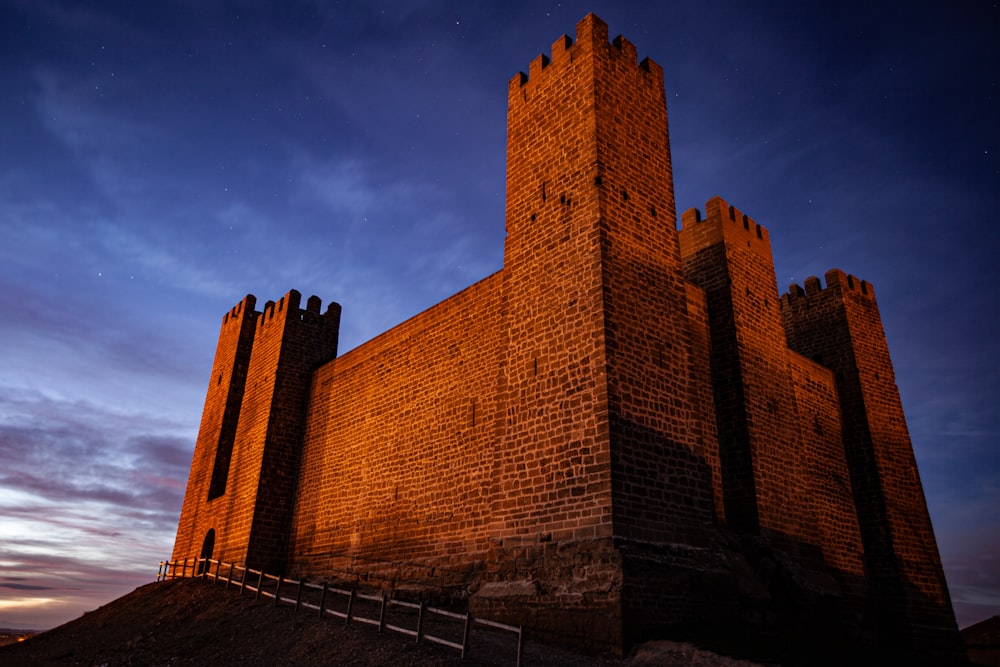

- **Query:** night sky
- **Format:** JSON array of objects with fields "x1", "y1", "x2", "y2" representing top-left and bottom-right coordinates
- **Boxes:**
[{"x1": 1, "y1": 0, "x2": 997, "y2": 631}]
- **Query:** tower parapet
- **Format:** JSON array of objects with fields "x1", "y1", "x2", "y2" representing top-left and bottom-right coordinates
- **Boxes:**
[
  {"x1": 782, "y1": 268, "x2": 876, "y2": 307},
  {"x1": 679, "y1": 196, "x2": 772, "y2": 261},
  {"x1": 510, "y1": 14, "x2": 662, "y2": 93}
]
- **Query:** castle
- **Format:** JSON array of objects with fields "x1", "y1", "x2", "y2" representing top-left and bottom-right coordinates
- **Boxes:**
[{"x1": 172, "y1": 14, "x2": 964, "y2": 663}]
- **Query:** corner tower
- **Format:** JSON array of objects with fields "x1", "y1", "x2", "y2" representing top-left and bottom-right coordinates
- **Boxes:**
[
  {"x1": 782, "y1": 270, "x2": 963, "y2": 662},
  {"x1": 173, "y1": 290, "x2": 341, "y2": 573}
]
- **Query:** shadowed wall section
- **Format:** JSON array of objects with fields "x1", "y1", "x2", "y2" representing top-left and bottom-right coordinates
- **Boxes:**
[{"x1": 782, "y1": 270, "x2": 964, "y2": 659}]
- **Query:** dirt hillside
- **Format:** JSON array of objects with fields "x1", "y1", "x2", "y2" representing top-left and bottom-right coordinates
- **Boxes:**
[{"x1": 0, "y1": 578, "x2": 769, "y2": 666}]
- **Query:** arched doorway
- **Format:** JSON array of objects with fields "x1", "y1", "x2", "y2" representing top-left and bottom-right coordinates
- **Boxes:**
[{"x1": 197, "y1": 529, "x2": 215, "y2": 575}]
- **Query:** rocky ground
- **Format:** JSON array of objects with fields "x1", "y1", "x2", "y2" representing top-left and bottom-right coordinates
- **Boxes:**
[{"x1": 0, "y1": 578, "x2": 769, "y2": 666}]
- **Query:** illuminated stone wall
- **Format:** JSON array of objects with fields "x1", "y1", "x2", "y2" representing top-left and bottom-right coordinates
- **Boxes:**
[
  {"x1": 289, "y1": 273, "x2": 504, "y2": 585},
  {"x1": 172, "y1": 13, "x2": 963, "y2": 663}
]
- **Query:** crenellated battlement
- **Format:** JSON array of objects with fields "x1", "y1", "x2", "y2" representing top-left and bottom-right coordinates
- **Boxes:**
[
  {"x1": 679, "y1": 196, "x2": 772, "y2": 259},
  {"x1": 258, "y1": 290, "x2": 296, "y2": 330},
  {"x1": 508, "y1": 13, "x2": 662, "y2": 98},
  {"x1": 781, "y1": 268, "x2": 876, "y2": 308},
  {"x1": 221, "y1": 294, "x2": 257, "y2": 326},
  {"x1": 255, "y1": 289, "x2": 341, "y2": 331}
]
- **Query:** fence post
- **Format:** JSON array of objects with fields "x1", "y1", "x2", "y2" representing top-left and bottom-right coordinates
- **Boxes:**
[
  {"x1": 516, "y1": 625, "x2": 523, "y2": 667},
  {"x1": 255, "y1": 570, "x2": 263, "y2": 599},
  {"x1": 213, "y1": 559, "x2": 221, "y2": 583},
  {"x1": 295, "y1": 579, "x2": 303, "y2": 612},
  {"x1": 240, "y1": 567, "x2": 248, "y2": 596},
  {"x1": 274, "y1": 576, "x2": 283, "y2": 607},
  {"x1": 345, "y1": 589, "x2": 354, "y2": 625},
  {"x1": 318, "y1": 582, "x2": 327, "y2": 619},
  {"x1": 225, "y1": 562, "x2": 232, "y2": 590},
  {"x1": 377, "y1": 594, "x2": 387, "y2": 635},
  {"x1": 460, "y1": 612, "x2": 471, "y2": 659},
  {"x1": 416, "y1": 602, "x2": 424, "y2": 644}
]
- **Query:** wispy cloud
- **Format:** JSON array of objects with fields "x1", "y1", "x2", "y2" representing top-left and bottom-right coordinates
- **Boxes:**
[
  {"x1": 279, "y1": 152, "x2": 502, "y2": 349},
  {"x1": 0, "y1": 388, "x2": 188, "y2": 627}
]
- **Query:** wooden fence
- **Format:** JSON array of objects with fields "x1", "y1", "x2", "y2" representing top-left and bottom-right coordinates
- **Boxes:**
[{"x1": 157, "y1": 558, "x2": 522, "y2": 666}]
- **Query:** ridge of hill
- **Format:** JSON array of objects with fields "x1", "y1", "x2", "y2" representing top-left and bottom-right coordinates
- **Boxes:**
[{"x1": 0, "y1": 578, "x2": 767, "y2": 666}]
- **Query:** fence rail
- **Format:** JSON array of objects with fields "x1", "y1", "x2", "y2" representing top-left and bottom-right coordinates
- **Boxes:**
[{"x1": 157, "y1": 558, "x2": 522, "y2": 666}]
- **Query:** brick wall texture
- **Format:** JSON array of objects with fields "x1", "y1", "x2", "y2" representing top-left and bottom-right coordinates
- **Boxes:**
[{"x1": 172, "y1": 13, "x2": 964, "y2": 664}]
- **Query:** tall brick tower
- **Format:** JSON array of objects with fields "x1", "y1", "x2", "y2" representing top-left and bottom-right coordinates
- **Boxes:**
[
  {"x1": 679, "y1": 198, "x2": 809, "y2": 538},
  {"x1": 173, "y1": 290, "x2": 340, "y2": 573},
  {"x1": 676, "y1": 196, "x2": 869, "y2": 572},
  {"x1": 782, "y1": 270, "x2": 964, "y2": 660},
  {"x1": 498, "y1": 12, "x2": 721, "y2": 538},
  {"x1": 483, "y1": 14, "x2": 724, "y2": 649}
]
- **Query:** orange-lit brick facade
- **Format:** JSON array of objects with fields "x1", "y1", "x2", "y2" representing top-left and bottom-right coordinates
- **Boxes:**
[{"x1": 173, "y1": 14, "x2": 963, "y2": 663}]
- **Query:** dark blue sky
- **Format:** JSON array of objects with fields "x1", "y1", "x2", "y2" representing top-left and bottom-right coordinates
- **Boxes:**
[{"x1": 1, "y1": 0, "x2": 997, "y2": 630}]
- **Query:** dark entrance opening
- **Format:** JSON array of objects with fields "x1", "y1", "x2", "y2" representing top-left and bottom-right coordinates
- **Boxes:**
[{"x1": 198, "y1": 529, "x2": 215, "y2": 575}]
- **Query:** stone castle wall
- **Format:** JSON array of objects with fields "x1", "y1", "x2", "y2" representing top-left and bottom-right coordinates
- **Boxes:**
[
  {"x1": 172, "y1": 13, "x2": 964, "y2": 664},
  {"x1": 289, "y1": 273, "x2": 504, "y2": 585}
]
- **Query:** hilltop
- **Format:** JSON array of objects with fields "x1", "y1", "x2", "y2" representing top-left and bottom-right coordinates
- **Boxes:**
[{"x1": 0, "y1": 578, "x2": 766, "y2": 666}]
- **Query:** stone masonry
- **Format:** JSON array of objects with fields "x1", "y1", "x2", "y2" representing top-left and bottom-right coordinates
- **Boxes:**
[{"x1": 172, "y1": 14, "x2": 964, "y2": 664}]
